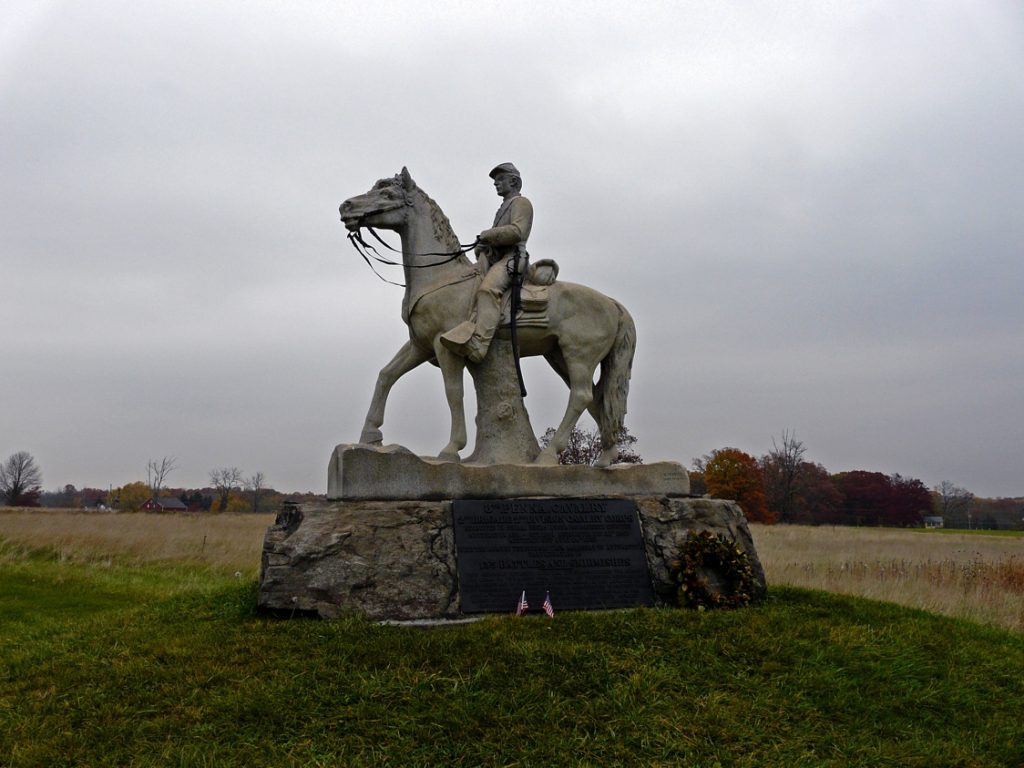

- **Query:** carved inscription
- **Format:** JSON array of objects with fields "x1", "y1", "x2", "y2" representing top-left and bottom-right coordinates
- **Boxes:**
[{"x1": 453, "y1": 498, "x2": 655, "y2": 613}]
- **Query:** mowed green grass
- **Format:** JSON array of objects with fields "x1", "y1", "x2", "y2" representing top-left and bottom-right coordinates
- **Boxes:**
[{"x1": 2, "y1": 545, "x2": 1024, "y2": 767}]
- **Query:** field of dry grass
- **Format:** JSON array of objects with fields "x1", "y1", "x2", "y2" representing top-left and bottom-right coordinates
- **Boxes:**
[
  {"x1": 751, "y1": 523, "x2": 1024, "y2": 631},
  {"x1": 0, "y1": 508, "x2": 274, "y2": 575},
  {"x1": 2, "y1": 509, "x2": 1022, "y2": 631}
]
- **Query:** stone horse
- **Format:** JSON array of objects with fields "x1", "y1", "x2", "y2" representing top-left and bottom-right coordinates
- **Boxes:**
[{"x1": 339, "y1": 168, "x2": 635, "y2": 467}]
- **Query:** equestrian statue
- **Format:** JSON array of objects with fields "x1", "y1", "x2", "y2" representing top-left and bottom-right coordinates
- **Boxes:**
[{"x1": 338, "y1": 165, "x2": 636, "y2": 467}]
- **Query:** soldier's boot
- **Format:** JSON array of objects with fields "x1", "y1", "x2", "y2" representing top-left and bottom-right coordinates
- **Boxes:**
[
  {"x1": 464, "y1": 292, "x2": 501, "y2": 363},
  {"x1": 440, "y1": 292, "x2": 500, "y2": 363}
]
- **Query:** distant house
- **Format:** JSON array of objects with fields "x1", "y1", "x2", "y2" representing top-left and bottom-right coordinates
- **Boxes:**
[
  {"x1": 922, "y1": 516, "x2": 944, "y2": 529},
  {"x1": 141, "y1": 497, "x2": 188, "y2": 512}
]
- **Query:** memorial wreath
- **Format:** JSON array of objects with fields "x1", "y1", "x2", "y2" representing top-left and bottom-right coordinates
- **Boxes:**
[{"x1": 672, "y1": 530, "x2": 756, "y2": 610}]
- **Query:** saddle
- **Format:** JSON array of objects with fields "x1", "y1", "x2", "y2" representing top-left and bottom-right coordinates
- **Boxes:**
[{"x1": 500, "y1": 258, "x2": 559, "y2": 329}]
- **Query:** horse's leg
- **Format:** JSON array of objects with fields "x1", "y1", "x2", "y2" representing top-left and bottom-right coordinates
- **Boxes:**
[
  {"x1": 547, "y1": 347, "x2": 607, "y2": 423},
  {"x1": 535, "y1": 355, "x2": 597, "y2": 465},
  {"x1": 359, "y1": 341, "x2": 432, "y2": 444},
  {"x1": 433, "y1": 340, "x2": 468, "y2": 462},
  {"x1": 545, "y1": 348, "x2": 617, "y2": 466},
  {"x1": 594, "y1": 438, "x2": 618, "y2": 468},
  {"x1": 544, "y1": 349, "x2": 570, "y2": 388}
]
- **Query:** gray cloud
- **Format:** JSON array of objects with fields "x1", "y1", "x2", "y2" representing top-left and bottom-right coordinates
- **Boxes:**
[{"x1": 2, "y1": 1, "x2": 1022, "y2": 497}]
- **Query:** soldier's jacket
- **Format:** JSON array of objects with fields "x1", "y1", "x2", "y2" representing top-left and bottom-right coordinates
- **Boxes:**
[{"x1": 478, "y1": 195, "x2": 533, "y2": 265}]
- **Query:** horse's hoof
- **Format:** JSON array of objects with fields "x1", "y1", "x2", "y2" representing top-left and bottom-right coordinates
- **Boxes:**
[
  {"x1": 359, "y1": 429, "x2": 383, "y2": 445},
  {"x1": 437, "y1": 450, "x2": 461, "y2": 463}
]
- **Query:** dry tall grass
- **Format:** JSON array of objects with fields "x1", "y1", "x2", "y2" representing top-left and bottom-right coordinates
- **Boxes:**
[
  {"x1": 0, "y1": 508, "x2": 274, "y2": 575},
  {"x1": 751, "y1": 523, "x2": 1024, "y2": 631},
  {"x1": 3, "y1": 509, "x2": 1022, "y2": 631}
]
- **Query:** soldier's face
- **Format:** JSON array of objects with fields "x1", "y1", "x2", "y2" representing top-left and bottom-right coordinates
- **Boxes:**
[{"x1": 493, "y1": 174, "x2": 516, "y2": 197}]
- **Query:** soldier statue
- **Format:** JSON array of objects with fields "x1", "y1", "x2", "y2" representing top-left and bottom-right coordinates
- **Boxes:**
[{"x1": 440, "y1": 162, "x2": 533, "y2": 363}]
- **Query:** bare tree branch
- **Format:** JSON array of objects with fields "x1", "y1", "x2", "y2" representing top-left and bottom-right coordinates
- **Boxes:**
[
  {"x1": 209, "y1": 467, "x2": 243, "y2": 512},
  {"x1": 146, "y1": 456, "x2": 177, "y2": 499},
  {"x1": 246, "y1": 471, "x2": 266, "y2": 513},
  {"x1": 761, "y1": 429, "x2": 806, "y2": 522},
  {"x1": 934, "y1": 480, "x2": 974, "y2": 527}
]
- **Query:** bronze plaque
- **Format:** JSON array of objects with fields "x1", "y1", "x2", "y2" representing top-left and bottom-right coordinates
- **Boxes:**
[{"x1": 453, "y1": 498, "x2": 655, "y2": 613}]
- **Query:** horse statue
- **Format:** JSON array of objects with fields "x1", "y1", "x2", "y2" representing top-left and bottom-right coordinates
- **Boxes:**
[{"x1": 339, "y1": 168, "x2": 635, "y2": 467}]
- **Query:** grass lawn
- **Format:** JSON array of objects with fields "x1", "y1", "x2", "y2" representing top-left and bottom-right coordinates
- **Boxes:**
[
  {"x1": 924, "y1": 528, "x2": 1024, "y2": 537},
  {"x1": 3, "y1": 543, "x2": 1023, "y2": 767}
]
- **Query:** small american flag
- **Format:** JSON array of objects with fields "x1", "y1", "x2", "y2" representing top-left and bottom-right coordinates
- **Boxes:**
[
  {"x1": 515, "y1": 590, "x2": 528, "y2": 616},
  {"x1": 543, "y1": 591, "x2": 554, "y2": 618}
]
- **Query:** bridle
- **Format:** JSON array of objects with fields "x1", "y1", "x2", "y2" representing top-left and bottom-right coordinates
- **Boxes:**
[{"x1": 346, "y1": 210, "x2": 478, "y2": 288}]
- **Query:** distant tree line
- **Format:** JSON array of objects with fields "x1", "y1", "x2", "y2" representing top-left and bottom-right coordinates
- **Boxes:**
[
  {"x1": 6, "y1": 437, "x2": 1022, "y2": 529},
  {"x1": 537, "y1": 426, "x2": 1017, "y2": 530},
  {"x1": 37, "y1": 481, "x2": 322, "y2": 514},
  {"x1": 2, "y1": 451, "x2": 322, "y2": 513},
  {"x1": 690, "y1": 433, "x2": 1023, "y2": 530}
]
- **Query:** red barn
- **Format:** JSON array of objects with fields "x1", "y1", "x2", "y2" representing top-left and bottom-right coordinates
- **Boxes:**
[{"x1": 141, "y1": 497, "x2": 188, "y2": 512}]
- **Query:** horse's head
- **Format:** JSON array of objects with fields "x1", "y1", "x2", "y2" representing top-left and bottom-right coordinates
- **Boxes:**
[{"x1": 339, "y1": 167, "x2": 416, "y2": 232}]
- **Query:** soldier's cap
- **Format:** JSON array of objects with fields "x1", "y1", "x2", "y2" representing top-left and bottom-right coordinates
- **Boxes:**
[{"x1": 489, "y1": 162, "x2": 521, "y2": 180}]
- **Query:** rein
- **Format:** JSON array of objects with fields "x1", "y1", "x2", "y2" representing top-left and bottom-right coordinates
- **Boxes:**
[{"x1": 347, "y1": 223, "x2": 477, "y2": 288}]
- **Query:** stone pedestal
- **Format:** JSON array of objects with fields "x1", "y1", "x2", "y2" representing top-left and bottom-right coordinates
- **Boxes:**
[
  {"x1": 328, "y1": 443, "x2": 691, "y2": 500},
  {"x1": 258, "y1": 497, "x2": 766, "y2": 620}
]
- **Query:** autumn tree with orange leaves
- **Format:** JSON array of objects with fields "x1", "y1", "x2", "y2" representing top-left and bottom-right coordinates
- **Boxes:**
[{"x1": 694, "y1": 447, "x2": 775, "y2": 523}]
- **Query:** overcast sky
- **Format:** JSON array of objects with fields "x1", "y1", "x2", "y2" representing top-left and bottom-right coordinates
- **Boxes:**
[{"x1": 2, "y1": 1, "x2": 1022, "y2": 498}]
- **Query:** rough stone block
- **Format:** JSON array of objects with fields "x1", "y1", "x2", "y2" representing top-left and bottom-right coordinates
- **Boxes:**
[
  {"x1": 259, "y1": 501, "x2": 458, "y2": 621},
  {"x1": 258, "y1": 497, "x2": 765, "y2": 620},
  {"x1": 636, "y1": 497, "x2": 767, "y2": 603}
]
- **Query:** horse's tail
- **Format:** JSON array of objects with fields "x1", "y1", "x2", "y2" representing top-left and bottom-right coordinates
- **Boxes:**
[{"x1": 594, "y1": 301, "x2": 636, "y2": 450}]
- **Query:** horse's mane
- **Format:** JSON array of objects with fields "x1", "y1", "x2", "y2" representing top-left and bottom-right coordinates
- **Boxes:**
[{"x1": 408, "y1": 182, "x2": 461, "y2": 254}]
